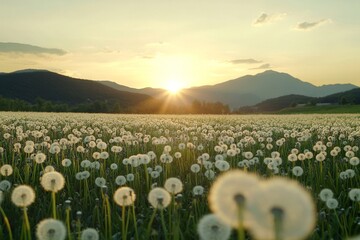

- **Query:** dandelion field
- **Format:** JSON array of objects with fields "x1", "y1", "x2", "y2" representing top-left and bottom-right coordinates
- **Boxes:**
[{"x1": 0, "y1": 112, "x2": 359, "y2": 240}]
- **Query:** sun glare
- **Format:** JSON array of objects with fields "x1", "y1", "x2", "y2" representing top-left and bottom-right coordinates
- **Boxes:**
[{"x1": 166, "y1": 80, "x2": 183, "y2": 94}]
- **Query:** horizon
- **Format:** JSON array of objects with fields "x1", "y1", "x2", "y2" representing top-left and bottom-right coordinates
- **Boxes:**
[
  {"x1": 0, "y1": 1, "x2": 359, "y2": 89},
  {"x1": 2, "y1": 68, "x2": 358, "y2": 90}
]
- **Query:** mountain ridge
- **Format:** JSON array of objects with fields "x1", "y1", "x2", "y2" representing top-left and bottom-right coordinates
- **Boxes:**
[{"x1": 0, "y1": 69, "x2": 357, "y2": 110}]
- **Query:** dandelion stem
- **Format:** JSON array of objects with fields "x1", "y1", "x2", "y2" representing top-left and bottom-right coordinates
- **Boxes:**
[
  {"x1": 235, "y1": 194, "x2": 245, "y2": 240},
  {"x1": 122, "y1": 205, "x2": 126, "y2": 240},
  {"x1": 66, "y1": 207, "x2": 72, "y2": 240},
  {"x1": 146, "y1": 207, "x2": 157, "y2": 239},
  {"x1": 51, "y1": 191, "x2": 57, "y2": 219},
  {"x1": 160, "y1": 208, "x2": 168, "y2": 240},
  {"x1": 0, "y1": 207, "x2": 13, "y2": 240},
  {"x1": 271, "y1": 207, "x2": 284, "y2": 240},
  {"x1": 23, "y1": 207, "x2": 31, "y2": 240},
  {"x1": 132, "y1": 204, "x2": 139, "y2": 240}
]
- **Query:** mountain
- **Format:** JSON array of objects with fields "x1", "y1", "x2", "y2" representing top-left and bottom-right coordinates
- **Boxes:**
[
  {"x1": 182, "y1": 70, "x2": 356, "y2": 108},
  {"x1": 0, "y1": 70, "x2": 154, "y2": 109},
  {"x1": 100, "y1": 70, "x2": 357, "y2": 108}
]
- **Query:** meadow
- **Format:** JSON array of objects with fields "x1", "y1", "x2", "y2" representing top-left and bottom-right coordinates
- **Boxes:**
[{"x1": 0, "y1": 112, "x2": 359, "y2": 240}]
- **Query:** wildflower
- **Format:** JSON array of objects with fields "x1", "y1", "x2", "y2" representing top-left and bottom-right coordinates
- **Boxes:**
[
  {"x1": 205, "y1": 170, "x2": 215, "y2": 180},
  {"x1": 319, "y1": 188, "x2": 334, "y2": 202},
  {"x1": 81, "y1": 228, "x2": 99, "y2": 240},
  {"x1": 326, "y1": 198, "x2": 338, "y2": 209},
  {"x1": 315, "y1": 153, "x2": 326, "y2": 162},
  {"x1": 24, "y1": 145, "x2": 34, "y2": 154},
  {"x1": 164, "y1": 177, "x2": 183, "y2": 194},
  {"x1": 151, "y1": 171, "x2": 160, "y2": 179},
  {"x1": 61, "y1": 159, "x2": 72, "y2": 167},
  {"x1": 126, "y1": 173, "x2": 135, "y2": 182},
  {"x1": 215, "y1": 160, "x2": 230, "y2": 172},
  {"x1": 35, "y1": 153, "x2": 47, "y2": 164},
  {"x1": 36, "y1": 218, "x2": 66, "y2": 240},
  {"x1": 110, "y1": 163, "x2": 118, "y2": 170},
  {"x1": 349, "y1": 157, "x2": 359, "y2": 166},
  {"x1": 95, "y1": 177, "x2": 106, "y2": 187},
  {"x1": 0, "y1": 164, "x2": 13, "y2": 176},
  {"x1": 193, "y1": 185, "x2": 205, "y2": 196},
  {"x1": 80, "y1": 160, "x2": 91, "y2": 168},
  {"x1": 191, "y1": 164, "x2": 201, "y2": 173},
  {"x1": 292, "y1": 166, "x2": 304, "y2": 177},
  {"x1": 345, "y1": 169, "x2": 355, "y2": 178},
  {"x1": 0, "y1": 180, "x2": 12, "y2": 191},
  {"x1": 11, "y1": 185, "x2": 36, "y2": 207},
  {"x1": 287, "y1": 153, "x2": 297, "y2": 162},
  {"x1": 115, "y1": 176, "x2": 127, "y2": 186},
  {"x1": 44, "y1": 165, "x2": 55, "y2": 173},
  {"x1": 197, "y1": 214, "x2": 231, "y2": 240},
  {"x1": 41, "y1": 171, "x2": 65, "y2": 193},
  {"x1": 113, "y1": 187, "x2": 136, "y2": 206},
  {"x1": 348, "y1": 189, "x2": 360, "y2": 202},
  {"x1": 247, "y1": 178, "x2": 316, "y2": 240},
  {"x1": 209, "y1": 170, "x2": 260, "y2": 228},
  {"x1": 148, "y1": 187, "x2": 171, "y2": 209}
]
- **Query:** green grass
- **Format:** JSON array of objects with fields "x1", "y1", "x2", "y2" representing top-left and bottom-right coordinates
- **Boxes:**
[{"x1": 278, "y1": 105, "x2": 360, "y2": 114}]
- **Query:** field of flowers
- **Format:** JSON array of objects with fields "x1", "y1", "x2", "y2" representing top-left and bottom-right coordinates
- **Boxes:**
[{"x1": 0, "y1": 112, "x2": 359, "y2": 240}]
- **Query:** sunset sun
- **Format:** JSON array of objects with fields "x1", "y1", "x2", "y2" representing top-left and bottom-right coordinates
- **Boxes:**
[{"x1": 166, "y1": 80, "x2": 183, "y2": 94}]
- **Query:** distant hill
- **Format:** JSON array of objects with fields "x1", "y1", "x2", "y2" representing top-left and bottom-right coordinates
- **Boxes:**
[
  {"x1": 100, "y1": 70, "x2": 357, "y2": 108},
  {"x1": 0, "y1": 70, "x2": 153, "y2": 110},
  {"x1": 318, "y1": 88, "x2": 360, "y2": 104},
  {"x1": 237, "y1": 87, "x2": 360, "y2": 113}
]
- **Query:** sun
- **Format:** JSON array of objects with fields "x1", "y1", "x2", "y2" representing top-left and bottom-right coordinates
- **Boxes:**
[{"x1": 166, "y1": 80, "x2": 183, "y2": 94}]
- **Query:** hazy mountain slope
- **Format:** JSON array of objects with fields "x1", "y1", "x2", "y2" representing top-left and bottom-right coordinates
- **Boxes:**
[
  {"x1": 100, "y1": 70, "x2": 357, "y2": 108},
  {"x1": 100, "y1": 80, "x2": 165, "y2": 97}
]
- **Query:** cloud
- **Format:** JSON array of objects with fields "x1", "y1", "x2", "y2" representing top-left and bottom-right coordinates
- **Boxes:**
[
  {"x1": 249, "y1": 63, "x2": 271, "y2": 70},
  {"x1": 294, "y1": 19, "x2": 331, "y2": 30},
  {"x1": 230, "y1": 58, "x2": 262, "y2": 64},
  {"x1": 0, "y1": 42, "x2": 67, "y2": 55},
  {"x1": 253, "y1": 13, "x2": 286, "y2": 26}
]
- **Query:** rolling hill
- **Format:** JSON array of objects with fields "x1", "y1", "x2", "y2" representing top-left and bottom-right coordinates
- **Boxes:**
[
  {"x1": 236, "y1": 87, "x2": 360, "y2": 113},
  {"x1": 0, "y1": 70, "x2": 153, "y2": 109}
]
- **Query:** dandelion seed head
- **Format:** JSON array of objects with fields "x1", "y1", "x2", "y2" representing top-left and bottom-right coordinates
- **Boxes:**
[
  {"x1": 35, "y1": 153, "x2": 47, "y2": 164},
  {"x1": 209, "y1": 170, "x2": 260, "y2": 228},
  {"x1": 164, "y1": 177, "x2": 183, "y2": 194},
  {"x1": 197, "y1": 214, "x2": 231, "y2": 240},
  {"x1": 326, "y1": 198, "x2": 338, "y2": 209},
  {"x1": 148, "y1": 187, "x2": 171, "y2": 209},
  {"x1": 348, "y1": 188, "x2": 360, "y2": 202},
  {"x1": 190, "y1": 164, "x2": 201, "y2": 173},
  {"x1": 113, "y1": 187, "x2": 136, "y2": 206},
  {"x1": 11, "y1": 185, "x2": 35, "y2": 207},
  {"x1": 36, "y1": 218, "x2": 66, "y2": 240},
  {"x1": 193, "y1": 185, "x2": 205, "y2": 196},
  {"x1": 292, "y1": 166, "x2": 304, "y2": 177},
  {"x1": 95, "y1": 177, "x2": 106, "y2": 187},
  {"x1": 81, "y1": 228, "x2": 99, "y2": 240},
  {"x1": 247, "y1": 178, "x2": 316, "y2": 240},
  {"x1": 0, "y1": 164, "x2": 13, "y2": 176},
  {"x1": 41, "y1": 171, "x2": 65, "y2": 192},
  {"x1": 115, "y1": 175, "x2": 127, "y2": 186},
  {"x1": 319, "y1": 188, "x2": 334, "y2": 202}
]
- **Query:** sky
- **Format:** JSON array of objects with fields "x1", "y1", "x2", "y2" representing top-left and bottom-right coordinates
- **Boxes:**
[{"x1": 0, "y1": 0, "x2": 359, "y2": 89}]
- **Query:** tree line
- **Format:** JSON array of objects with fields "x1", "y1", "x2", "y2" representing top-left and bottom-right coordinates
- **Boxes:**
[{"x1": 0, "y1": 96, "x2": 230, "y2": 114}]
